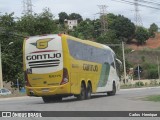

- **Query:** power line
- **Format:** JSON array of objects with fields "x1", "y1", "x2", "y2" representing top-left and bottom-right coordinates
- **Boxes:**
[
  {"x1": 110, "y1": 0, "x2": 160, "y2": 26},
  {"x1": 138, "y1": 0, "x2": 160, "y2": 6},
  {"x1": 111, "y1": 0, "x2": 160, "y2": 10}
]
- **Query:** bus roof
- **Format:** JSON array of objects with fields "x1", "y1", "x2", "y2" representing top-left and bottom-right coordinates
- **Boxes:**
[{"x1": 64, "y1": 34, "x2": 115, "y2": 54}]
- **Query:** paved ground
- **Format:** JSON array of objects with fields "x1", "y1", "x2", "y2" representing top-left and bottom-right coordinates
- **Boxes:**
[{"x1": 0, "y1": 87, "x2": 160, "y2": 120}]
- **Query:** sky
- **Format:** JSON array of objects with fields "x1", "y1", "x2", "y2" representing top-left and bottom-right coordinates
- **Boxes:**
[{"x1": 0, "y1": 0, "x2": 160, "y2": 28}]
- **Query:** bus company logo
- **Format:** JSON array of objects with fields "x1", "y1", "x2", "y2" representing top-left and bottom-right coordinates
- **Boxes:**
[{"x1": 30, "y1": 38, "x2": 52, "y2": 49}]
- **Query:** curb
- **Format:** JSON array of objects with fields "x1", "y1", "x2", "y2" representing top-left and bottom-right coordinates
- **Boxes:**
[{"x1": 120, "y1": 86, "x2": 160, "y2": 91}]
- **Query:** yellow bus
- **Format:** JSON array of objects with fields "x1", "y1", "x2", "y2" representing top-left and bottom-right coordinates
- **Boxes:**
[{"x1": 23, "y1": 34, "x2": 121, "y2": 103}]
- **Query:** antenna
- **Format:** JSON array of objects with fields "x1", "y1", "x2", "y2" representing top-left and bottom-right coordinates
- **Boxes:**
[
  {"x1": 22, "y1": 0, "x2": 33, "y2": 15},
  {"x1": 98, "y1": 5, "x2": 108, "y2": 34},
  {"x1": 134, "y1": 0, "x2": 143, "y2": 27}
]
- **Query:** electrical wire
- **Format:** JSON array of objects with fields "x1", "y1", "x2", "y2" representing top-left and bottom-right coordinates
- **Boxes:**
[
  {"x1": 111, "y1": 0, "x2": 160, "y2": 10},
  {"x1": 138, "y1": 0, "x2": 160, "y2": 6}
]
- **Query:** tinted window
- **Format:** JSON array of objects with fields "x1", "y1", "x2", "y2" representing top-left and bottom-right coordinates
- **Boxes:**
[{"x1": 67, "y1": 40, "x2": 114, "y2": 64}]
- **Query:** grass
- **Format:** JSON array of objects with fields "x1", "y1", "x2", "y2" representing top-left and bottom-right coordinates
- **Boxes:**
[
  {"x1": 120, "y1": 84, "x2": 160, "y2": 89},
  {"x1": 143, "y1": 95, "x2": 160, "y2": 102}
]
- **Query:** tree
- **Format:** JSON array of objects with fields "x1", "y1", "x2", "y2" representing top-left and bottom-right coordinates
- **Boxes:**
[
  {"x1": 0, "y1": 13, "x2": 24, "y2": 87},
  {"x1": 16, "y1": 8, "x2": 57, "y2": 36},
  {"x1": 35, "y1": 8, "x2": 57, "y2": 34},
  {"x1": 71, "y1": 19, "x2": 94, "y2": 39},
  {"x1": 92, "y1": 19, "x2": 101, "y2": 39},
  {"x1": 96, "y1": 30, "x2": 118, "y2": 44},
  {"x1": 68, "y1": 13, "x2": 83, "y2": 23},
  {"x1": 58, "y1": 12, "x2": 68, "y2": 24},
  {"x1": 135, "y1": 26, "x2": 149, "y2": 45},
  {"x1": 148, "y1": 23, "x2": 158, "y2": 38},
  {"x1": 107, "y1": 14, "x2": 135, "y2": 43}
]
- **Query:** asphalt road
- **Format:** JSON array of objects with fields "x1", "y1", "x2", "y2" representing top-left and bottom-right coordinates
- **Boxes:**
[{"x1": 0, "y1": 87, "x2": 160, "y2": 120}]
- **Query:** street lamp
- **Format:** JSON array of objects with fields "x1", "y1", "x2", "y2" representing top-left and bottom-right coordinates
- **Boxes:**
[
  {"x1": 122, "y1": 42, "x2": 135, "y2": 84},
  {"x1": 0, "y1": 42, "x2": 14, "y2": 88},
  {"x1": 157, "y1": 56, "x2": 160, "y2": 80}
]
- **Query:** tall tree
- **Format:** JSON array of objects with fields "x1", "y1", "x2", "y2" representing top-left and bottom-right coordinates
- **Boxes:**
[
  {"x1": 107, "y1": 14, "x2": 135, "y2": 43},
  {"x1": 96, "y1": 30, "x2": 118, "y2": 44},
  {"x1": 16, "y1": 8, "x2": 57, "y2": 36},
  {"x1": 92, "y1": 19, "x2": 101, "y2": 39},
  {"x1": 148, "y1": 23, "x2": 158, "y2": 38},
  {"x1": 71, "y1": 19, "x2": 94, "y2": 39},
  {"x1": 0, "y1": 13, "x2": 24, "y2": 86},
  {"x1": 58, "y1": 12, "x2": 68, "y2": 24},
  {"x1": 68, "y1": 13, "x2": 83, "y2": 23},
  {"x1": 35, "y1": 8, "x2": 57, "y2": 34},
  {"x1": 135, "y1": 26, "x2": 149, "y2": 45}
]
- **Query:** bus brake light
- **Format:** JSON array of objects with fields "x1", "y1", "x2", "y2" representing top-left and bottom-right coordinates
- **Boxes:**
[{"x1": 60, "y1": 68, "x2": 69, "y2": 85}]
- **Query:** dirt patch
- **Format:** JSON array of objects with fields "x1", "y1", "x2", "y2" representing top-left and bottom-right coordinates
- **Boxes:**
[{"x1": 127, "y1": 33, "x2": 160, "y2": 50}]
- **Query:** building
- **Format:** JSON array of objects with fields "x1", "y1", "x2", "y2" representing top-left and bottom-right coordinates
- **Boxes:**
[{"x1": 64, "y1": 19, "x2": 78, "y2": 30}]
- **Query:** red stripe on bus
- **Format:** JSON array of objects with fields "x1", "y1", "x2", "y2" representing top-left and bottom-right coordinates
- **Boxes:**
[{"x1": 30, "y1": 50, "x2": 57, "y2": 54}]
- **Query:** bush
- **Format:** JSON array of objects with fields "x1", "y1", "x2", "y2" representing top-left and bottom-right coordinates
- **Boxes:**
[
  {"x1": 150, "y1": 80, "x2": 158, "y2": 86},
  {"x1": 142, "y1": 63, "x2": 158, "y2": 79},
  {"x1": 144, "y1": 82, "x2": 148, "y2": 86},
  {"x1": 135, "y1": 81, "x2": 144, "y2": 87},
  {"x1": 148, "y1": 69, "x2": 158, "y2": 79}
]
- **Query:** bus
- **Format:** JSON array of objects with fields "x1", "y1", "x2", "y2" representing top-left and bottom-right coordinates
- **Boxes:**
[{"x1": 23, "y1": 34, "x2": 122, "y2": 103}]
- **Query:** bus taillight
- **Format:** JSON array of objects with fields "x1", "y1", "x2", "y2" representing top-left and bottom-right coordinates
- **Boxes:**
[
  {"x1": 24, "y1": 71, "x2": 31, "y2": 87},
  {"x1": 60, "y1": 68, "x2": 69, "y2": 85}
]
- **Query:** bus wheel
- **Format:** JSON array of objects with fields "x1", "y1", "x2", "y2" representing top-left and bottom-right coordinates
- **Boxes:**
[
  {"x1": 77, "y1": 83, "x2": 86, "y2": 100},
  {"x1": 86, "y1": 83, "x2": 92, "y2": 99},
  {"x1": 107, "y1": 82, "x2": 116, "y2": 96}
]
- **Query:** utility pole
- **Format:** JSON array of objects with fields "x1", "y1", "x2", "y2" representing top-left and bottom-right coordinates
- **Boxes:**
[
  {"x1": 98, "y1": 5, "x2": 108, "y2": 34},
  {"x1": 122, "y1": 41, "x2": 127, "y2": 84},
  {"x1": 23, "y1": 0, "x2": 33, "y2": 15},
  {"x1": 0, "y1": 43, "x2": 3, "y2": 88},
  {"x1": 137, "y1": 64, "x2": 141, "y2": 81},
  {"x1": 157, "y1": 56, "x2": 160, "y2": 80},
  {"x1": 134, "y1": 0, "x2": 143, "y2": 27}
]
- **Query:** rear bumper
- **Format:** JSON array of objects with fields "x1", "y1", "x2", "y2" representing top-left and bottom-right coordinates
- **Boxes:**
[{"x1": 25, "y1": 83, "x2": 70, "y2": 97}]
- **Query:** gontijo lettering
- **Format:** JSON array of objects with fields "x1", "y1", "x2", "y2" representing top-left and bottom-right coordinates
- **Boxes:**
[
  {"x1": 83, "y1": 64, "x2": 98, "y2": 72},
  {"x1": 26, "y1": 53, "x2": 61, "y2": 60}
]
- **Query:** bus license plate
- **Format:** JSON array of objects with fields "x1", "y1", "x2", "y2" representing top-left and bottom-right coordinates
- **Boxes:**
[{"x1": 42, "y1": 88, "x2": 49, "y2": 92}]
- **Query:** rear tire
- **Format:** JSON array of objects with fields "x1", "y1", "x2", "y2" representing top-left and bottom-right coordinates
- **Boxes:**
[
  {"x1": 107, "y1": 82, "x2": 116, "y2": 96},
  {"x1": 77, "y1": 83, "x2": 86, "y2": 100},
  {"x1": 86, "y1": 83, "x2": 92, "y2": 99}
]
